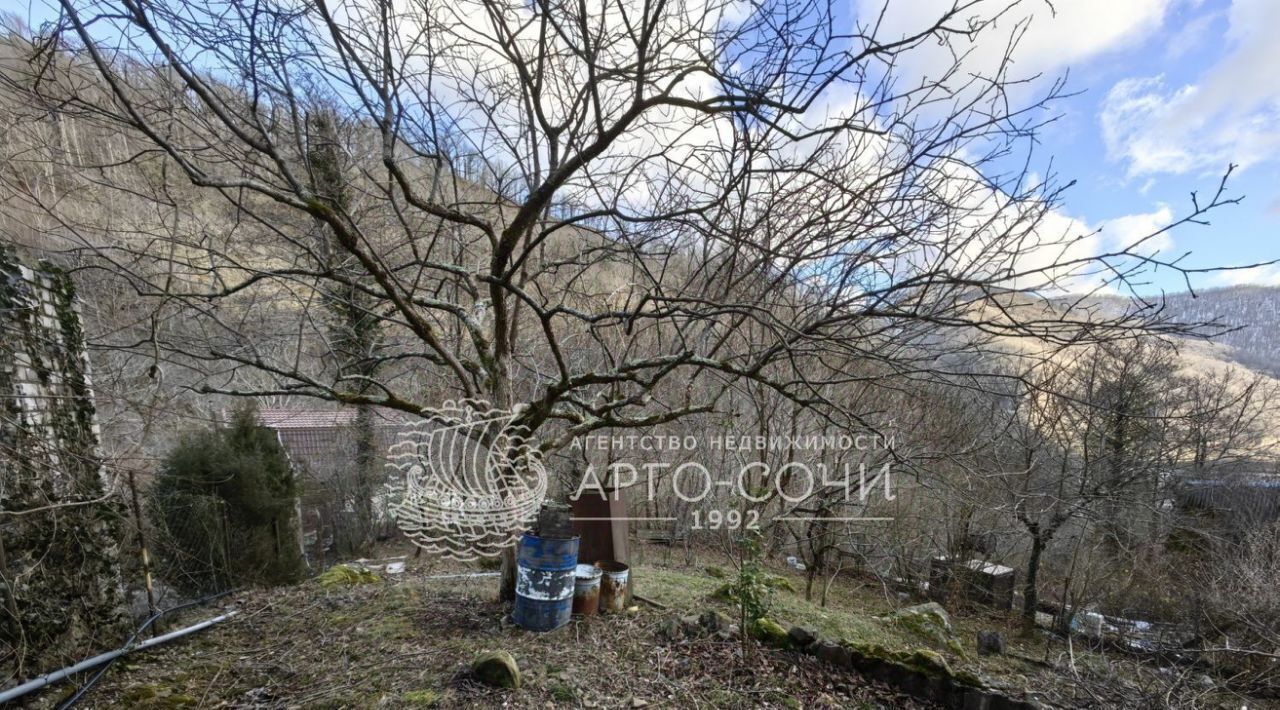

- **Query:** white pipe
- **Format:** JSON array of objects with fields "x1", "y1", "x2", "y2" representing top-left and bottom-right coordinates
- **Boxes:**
[
  {"x1": 421, "y1": 572, "x2": 500, "y2": 580},
  {"x1": 0, "y1": 611, "x2": 237, "y2": 704}
]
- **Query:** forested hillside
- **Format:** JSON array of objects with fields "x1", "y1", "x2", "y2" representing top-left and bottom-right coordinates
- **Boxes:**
[{"x1": 1111, "y1": 286, "x2": 1280, "y2": 376}]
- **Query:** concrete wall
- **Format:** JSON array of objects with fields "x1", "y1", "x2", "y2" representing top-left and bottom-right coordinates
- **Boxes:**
[{"x1": 0, "y1": 247, "x2": 126, "y2": 678}]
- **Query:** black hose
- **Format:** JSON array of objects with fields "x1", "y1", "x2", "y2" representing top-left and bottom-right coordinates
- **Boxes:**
[{"x1": 57, "y1": 589, "x2": 234, "y2": 709}]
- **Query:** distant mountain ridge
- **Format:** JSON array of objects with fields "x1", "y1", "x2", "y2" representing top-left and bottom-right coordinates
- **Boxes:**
[{"x1": 1092, "y1": 285, "x2": 1280, "y2": 376}]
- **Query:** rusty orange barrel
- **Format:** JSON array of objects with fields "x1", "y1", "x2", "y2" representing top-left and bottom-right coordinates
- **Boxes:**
[
  {"x1": 572, "y1": 564, "x2": 602, "y2": 615},
  {"x1": 594, "y1": 561, "x2": 630, "y2": 613}
]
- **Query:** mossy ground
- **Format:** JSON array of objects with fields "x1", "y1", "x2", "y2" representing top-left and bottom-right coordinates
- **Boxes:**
[{"x1": 22, "y1": 543, "x2": 1268, "y2": 709}]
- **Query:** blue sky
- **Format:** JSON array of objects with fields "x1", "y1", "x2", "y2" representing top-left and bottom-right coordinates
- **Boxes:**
[
  {"x1": 1046, "y1": 0, "x2": 1280, "y2": 292},
  {"x1": 857, "y1": 0, "x2": 1280, "y2": 293}
]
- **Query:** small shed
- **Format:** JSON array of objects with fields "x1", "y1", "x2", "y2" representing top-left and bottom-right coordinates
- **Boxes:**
[
  {"x1": 929, "y1": 556, "x2": 1017, "y2": 609},
  {"x1": 255, "y1": 408, "x2": 411, "y2": 561}
]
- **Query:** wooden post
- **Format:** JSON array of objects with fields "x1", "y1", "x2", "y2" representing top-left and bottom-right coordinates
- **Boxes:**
[{"x1": 126, "y1": 468, "x2": 157, "y2": 627}]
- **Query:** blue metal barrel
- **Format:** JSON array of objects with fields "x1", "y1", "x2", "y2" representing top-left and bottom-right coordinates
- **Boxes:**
[{"x1": 513, "y1": 532, "x2": 579, "y2": 631}]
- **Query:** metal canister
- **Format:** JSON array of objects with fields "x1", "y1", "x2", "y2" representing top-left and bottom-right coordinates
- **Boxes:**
[
  {"x1": 513, "y1": 532, "x2": 579, "y2": 632},
  {"x1": 536, "y1": 501, "x2": 575, "y2": 539},
  {"x1": 594, "y1": 560, "x2": 630, "y2": 614},
  {"x1": 572, "y1": 563, "x2": 603, "y2": 615}
]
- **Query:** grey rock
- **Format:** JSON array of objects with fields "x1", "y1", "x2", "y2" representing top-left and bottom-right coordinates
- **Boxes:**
[
  {"x1": 962, "y1": 689, "x2": 992, "y2": 710},
  {"x1": 698, "y1": 609, "x2": 733, "y2": 634},
  {"x1": 787, "y1": 625, "x2": 817, "y2": 648},
  {"x1": 891, "y1": 601, "x2": 952, "y2": 632},
  {"x1": 813, "y1": 640, "x2": 852, "y2": 668},
  {"x1": 976, "y1": 629, "x2": 1006, "y2": 656},
  {"x1": 657, "y1": 615, "x2": 687, "y2": 641}
]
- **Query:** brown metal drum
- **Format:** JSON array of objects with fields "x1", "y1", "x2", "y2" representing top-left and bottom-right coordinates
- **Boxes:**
[
  {"x1": 573, "y1": 564, "x2": 602, "y2": 615},
  {"x1": 595, "y1": 561, "x2": 630, "y2": 614}
]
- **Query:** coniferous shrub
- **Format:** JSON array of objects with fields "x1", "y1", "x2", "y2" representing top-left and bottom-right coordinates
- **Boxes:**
[{"x1": 150, "y1": 404, "x2": 305, "y2": 593}]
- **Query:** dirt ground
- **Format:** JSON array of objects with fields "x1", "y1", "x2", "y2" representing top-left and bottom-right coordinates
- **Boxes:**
[
  {"x1": 23, "y1": 555, "x2": 934, "y2": 708},
  {"x1": 19, "y1": 543, "x2": 1273, "y2": 709}
]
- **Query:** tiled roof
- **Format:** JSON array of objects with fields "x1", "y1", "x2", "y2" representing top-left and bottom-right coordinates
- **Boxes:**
[
  {"x1": 257, "y1": 408, "x2": 408, "y2": 429},
  {"x1": 253, "y1": 408, "x2": 414, "y2": 480}
]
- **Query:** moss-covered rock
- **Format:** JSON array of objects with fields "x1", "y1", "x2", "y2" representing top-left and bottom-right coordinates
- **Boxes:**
[
  {"x1": 473, "y1": 650, "x2": 521, "y2": 689},
  {"x1": 951, "y1": 668, "x2": 990, "y2": 689},
  {"x1": 704, "y1": 565, "x2": 727, "y2": 579},
  {"x1": 885, "y1": 602, "x2": 955, "y2": 647},
  {"x1": 899, "y1": 648, "x2": 950, "y2": 676},
  {"x1": 889, "y1": 602, "x2": 951, "y2": 632},
  {"x1": 317, "y1": 564, "x2": 379, "y2": 587},
  {"x1": 841, "y1": 640, "x2": 956, "y2": 678},
  {"x1": 749, "y1": 617, "x2": 792, "y2": 648}
]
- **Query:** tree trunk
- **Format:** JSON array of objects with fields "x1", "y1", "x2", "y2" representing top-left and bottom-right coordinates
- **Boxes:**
[
  {"x1": 1023, "y1": 531, "x2": 1046, "y2": 623},
  {"x1": 491, "y1": 318, "x2": 521, "y2": 602},
  {"x1": 307, "y1": 110, "x2": 382, "y2": 557},
  {"x1": 498, "y1": 545, "x2": 518, "y2": 603},
  {"x1": 126, "y1": 468, "x2": 157, "y2": 622},
  {"x1": 350, "y1": 403, "x2": 377, "y2": 553}
]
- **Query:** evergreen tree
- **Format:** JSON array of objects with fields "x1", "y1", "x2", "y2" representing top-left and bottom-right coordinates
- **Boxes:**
[{"x1": 151, "y1": 404, "x2": 305, "y2": 593}]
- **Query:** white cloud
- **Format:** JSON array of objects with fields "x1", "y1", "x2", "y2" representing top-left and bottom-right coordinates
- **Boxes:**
[
  {"x1": 1213, "y1": 263, "x2": 1280, "y2": 287},
  {"x1": 1099, "y1": 0, "x2": 1280, "y2": 176},
  {"x1": 1000, "y1": 203, "x2": 1180, "y2": 295},
  {"x1": 1101, "y1": 205, "x2": 1175, "y2": 256},
  {"x1": 914, "y1": 162, "x2": 1183, "y2": 296},
  {"x1": 854, "y1": 0, "x2": 1172, "y2": 85}
]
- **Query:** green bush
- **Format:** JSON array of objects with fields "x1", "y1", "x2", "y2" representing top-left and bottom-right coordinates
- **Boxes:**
[{"x1": 150, "y1": 404, "x2": 305, "y2": 593}]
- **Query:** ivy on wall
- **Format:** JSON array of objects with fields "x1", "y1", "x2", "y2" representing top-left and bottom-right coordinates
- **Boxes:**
[{"x1": 0, "y1": 245, "x2": 127, "y2": 679}]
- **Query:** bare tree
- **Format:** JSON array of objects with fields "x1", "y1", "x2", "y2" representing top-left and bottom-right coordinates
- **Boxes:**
[
  {"x1": 982, "y1": 340, "x2": 1183, "y2": 622},
  {"x1": 3, "y1": 0, "x2": 1250, "y2": 600}
]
